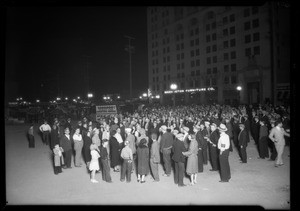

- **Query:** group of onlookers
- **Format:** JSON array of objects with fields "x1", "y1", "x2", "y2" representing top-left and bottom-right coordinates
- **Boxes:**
[{"x1": 28, "y1": 103, "x2": 290, "y2": 185}]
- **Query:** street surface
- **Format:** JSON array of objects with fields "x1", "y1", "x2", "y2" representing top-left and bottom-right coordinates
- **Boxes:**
[{"x1": 5, "y1": 123, "x2": 290, "y2": 208}]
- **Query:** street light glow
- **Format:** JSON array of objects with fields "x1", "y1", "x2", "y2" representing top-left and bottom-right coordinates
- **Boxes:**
[
  {"x1": 87, "y1": 93, "x2": 93, "y2": 98},
  {"x1": 236, "y1": 86, "x2": 242, "y2": 91},
  {"x1": 65, "y1": 97, "x2": 68, "y2": 100},
  {"x1": 57, "y1": 97, "x2": 61, "y2": 101},
  {"x1": 36, "y1": 99, "x2": 40, "y2": 103},
  {"x1": 142, "y1": 93, "x2": 147, "y2": 97},
  {"x1": 170, "y1": 83, "x2": 178, "y2": 90}
]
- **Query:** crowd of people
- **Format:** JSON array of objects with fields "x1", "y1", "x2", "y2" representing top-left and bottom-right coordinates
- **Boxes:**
[{"x1": 28, "y1": 103, "x2": 291, "y2": 186}]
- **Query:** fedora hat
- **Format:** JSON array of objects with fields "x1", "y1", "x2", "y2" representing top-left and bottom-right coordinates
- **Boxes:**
[
  {"x1": 160, "y1": 125, "x2": 167, "y2": 131},
  {"x1": 218, "y1": 123, "x2": 227, "y2": 132}
]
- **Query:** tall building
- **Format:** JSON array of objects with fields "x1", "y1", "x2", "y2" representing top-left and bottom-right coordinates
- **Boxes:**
[{"x1": 147, "y1": 3, "x2": 290, "y2": 106}]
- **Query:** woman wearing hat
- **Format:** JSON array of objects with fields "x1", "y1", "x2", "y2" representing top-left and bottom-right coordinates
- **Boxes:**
[
  {"x1": 137, "y1": 138, "x2": 150, "y2": 183},
  {"x1": 182, "y1": 134, "x2": 198, "y2": 185},
  {"x1": 217, "y1": 123, "x2": 231, "y2": 182}
]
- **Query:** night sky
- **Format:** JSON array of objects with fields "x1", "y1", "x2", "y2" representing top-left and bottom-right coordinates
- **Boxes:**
[{"x1": 5, "y1": 6, "x2": 148, "y2": 102}]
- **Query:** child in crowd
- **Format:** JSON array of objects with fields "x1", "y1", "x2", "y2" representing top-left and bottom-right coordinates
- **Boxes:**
[
  {"x1": 53, "y1": 144, "x2": 64, "y2": 175},
  {"x1": 89, "y1": 143, "x2": 101, "y2": 183}
]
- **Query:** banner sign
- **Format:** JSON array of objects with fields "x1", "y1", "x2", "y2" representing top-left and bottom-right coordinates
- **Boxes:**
[{"x1": 96, "y1": 105, "x2": 118, "y2": 122}]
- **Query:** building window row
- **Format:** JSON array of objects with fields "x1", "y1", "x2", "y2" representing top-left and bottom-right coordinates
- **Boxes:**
[
  {"x1": 190, "y1": 27, "x2": 199, "y2": 36},
  {"x1": 224, "y1": 64, "x2": 236, "y2": 72},
  {"x1": 245, "y1": 32, "x2": 260, "y2": 43},
  {"x1": 244, "y1": 6, "x2": 259, "y2": 18},
  {"x1": 245, "y1": 46, "x2": 260, "y2": 56},
  {"x1": 244, "y1": 18, "x2": 260, "y2": 31},
  {"x1": 224, "y1": 75, "x2": 237, "y2": 85}
]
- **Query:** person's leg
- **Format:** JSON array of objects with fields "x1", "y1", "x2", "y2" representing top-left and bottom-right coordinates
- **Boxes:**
[
  {"x1": 150, "y1": 158, "x2": 159, "y2": 181},
  {"x1": 120, "y1": 161, "x2": 126, "y2": 181},
  {"x1": 262, "y1": 137, "x2": 269, "y2": 158},
  {"x1": 66, "y1": 150, "x2": 72, "y2": 168},
  {"x1": 164, "y1": 150, "x2": 171, "y2": 175},
  {"x1": 174, "y1": 162, "x2": 179, "y2": 184},
  {"x1": 126, "y1": 160, "x2": 132, "y2": 182},
  {"x1": 275, "y1": 144, "x2": 284, "y2": 165},
  {"x1": 203, "y1": 144, "x2": 208, "y2": 165},
  {"x1": 198, "y1": 150, "x2": 203, "y2": 172},
  {"x1": 141, "y1": 174, "x2": 145, "y2": 182},
  {"x1": 194, "y1": 173, "x2": 198, "y2": 184},
  {"x1": 178, "y1": 162, "x2": 185, "y2": 186}
]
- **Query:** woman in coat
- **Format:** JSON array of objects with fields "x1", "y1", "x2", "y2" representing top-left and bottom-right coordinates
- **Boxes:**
[
  {"x1": 136, "y1": 138, "x2": 150, "y2": 183},
  {"x1": 182, "y1": 134, "x2": 198, "y2": 185},
  {"x1": 110, "y1": 130, "x2": 122, "y2": 172},
  {"x1": 50, "y1": 124, "x2": 59, "y2": 150},
  {"x1": 83, "y1": 126, "x2": 93, "y2": 168}
]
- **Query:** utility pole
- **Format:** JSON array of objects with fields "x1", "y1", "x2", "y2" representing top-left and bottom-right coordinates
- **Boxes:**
[
  {"x1": 124, "y1": 35, "x2": 135, "y2": 100},
  {"x1": 82, "y1": 55, "x2": 92, "y2": 99}
]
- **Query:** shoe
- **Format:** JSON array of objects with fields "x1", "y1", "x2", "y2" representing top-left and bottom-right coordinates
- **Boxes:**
[
  {"x1": 268, "y1": 158, "x2": 274, "y2": 161},
  {"x1": 113, "y1": 169, "x2": 120, "y2": 172},
  {"x1": 275, "y1": 165, "x2": 279, "y2": 167},
  {"x1": 162, "y1": 173, "x2": 170, "y2": 177},
  {"x1": 137, "y1": 179, "x2": 140, "y2": 182},
  {"x1": 153, "y1": 180, "x2": 159, "y2": 182},
  {"x1": 178, "y1": 184, "x2": 187, "y2": 187},
  {"x1": 219, "y1": 180, "x2": 229, "y2": 183},
  {"x1": 62, "y1": 166, "x2": 67, "y2": 169},
  {"x1": 91, "y1": 179, "x2": 99, "y2": 183},
  {"x1": 120, "y1": 179, "x2": 125, "y2": 182},
  {"x1": 75, "y1": 165, "x2": 81, "y2": 168},
  {"x1": 209, "y1": 169, "x2": 217, "y2": 171},
  {"x1": 141, "y1": 181, "x2": 145, "y2": 183},
  {"x1": 279, "y1": 164, "x2": 284, "y2": 166},
  {"x1": 107, "y1": 181, "x2": 113, "y2": 183},
  {"x1": 240, "y1": 161, "x2": 247, "y2": 163},
  {"x1": 194, "y1": 180, "x2": 197, "y2": 184}
]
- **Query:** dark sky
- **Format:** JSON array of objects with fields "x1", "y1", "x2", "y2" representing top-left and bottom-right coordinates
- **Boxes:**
[{"x1": 5, "y1": 6, "x2": 148, "y2": 102}]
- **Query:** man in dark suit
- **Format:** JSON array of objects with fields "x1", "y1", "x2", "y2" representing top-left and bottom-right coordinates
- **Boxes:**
[
  {"x1": 160, "y1": 125, "x2": 174, "y2": 177},
  {"x1": 200, "y1": 122, "x2": 209, "y2": 165},
  {"x1": 251, "y1": 116, "x2": 260, "y2": 146},
  {"x1": 208, "y1": 123, "x2": 220, "y2": 171},
  {"x1": 194, "y1": 125, "x2": 204, "y2": 173},
  {"x1": 172, "y1": 133, "x2": 187, "y2": 187},
  {"x1": 238, "y1": 123, "x2": 248, "y2": 163},
  {"x1": 60, "y1": 127, "x2": 73, "y2": 168}
]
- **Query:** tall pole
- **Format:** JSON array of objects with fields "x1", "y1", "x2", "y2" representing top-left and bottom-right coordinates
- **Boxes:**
[
  {"x1": 82, "y1": 55, "x2": 91, "y2": 99},
  {"x1": 124, "y1": 35, "x2": 135, "y2": 100}
]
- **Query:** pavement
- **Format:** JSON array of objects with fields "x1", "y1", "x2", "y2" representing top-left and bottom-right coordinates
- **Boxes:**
[{"x1": 4, "y1": 123, "x2": 290, "y2": 208}]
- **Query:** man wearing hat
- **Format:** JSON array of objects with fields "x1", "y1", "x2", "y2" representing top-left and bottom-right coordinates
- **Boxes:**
[
  {"x1": 238, "y1": 123, "x2": 248, "y2": 163},
  {"x1": 194, "y1": 125, "x2": 204, "y2": 173},
  {"x1": 172, "y1": 133, "x2": 187, "y2": 187},
  {"x1": 208, "y1": 123, "x2": 220, "y2": 171},
  {"x1": 258, "y1": 120, "x2": 269, "y2": 159},
  {"x1": 251, "y1": 116, "x2": 260, "y2": 146},
  {"x1": 200, "y1": 122, "x2": 209, "y2": 165},
  {"x1": 160, "y1": 125, "x2": 174, "y2": 177},
  {"x1": 182, "y1": 126, "x2": 190, "y2": 149},
  {"x1": 120, "y1": 140, "x2": 133, "y2": 182},
  {"x1": 217, "y1": 123, "x2": 231, "y2": 182},
  {"x1": 125, "y1": 127, "x2": 137, "y2": 173}
]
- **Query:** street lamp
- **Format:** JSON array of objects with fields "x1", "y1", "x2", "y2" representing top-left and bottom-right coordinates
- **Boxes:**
[
  {"x1": 170, "y1": 83, "x2": 178, "y2": 106},
  {"x1": 142, "y1": 93, "x2": 147, "y2": 97},
  {"x1": 236, "y1": 86, "x2": 242, "y2": 105},
  {"x1": 87, "y1": 93, "x2": 93, "y2": 98},
  {"x1": 36, "y1": 99, "x2": 40, "y2": 103}
]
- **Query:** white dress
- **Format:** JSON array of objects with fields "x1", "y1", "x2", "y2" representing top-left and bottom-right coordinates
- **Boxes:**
[{"x1": 89, "y1": 150, "x2": 100, "y2": 171}]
